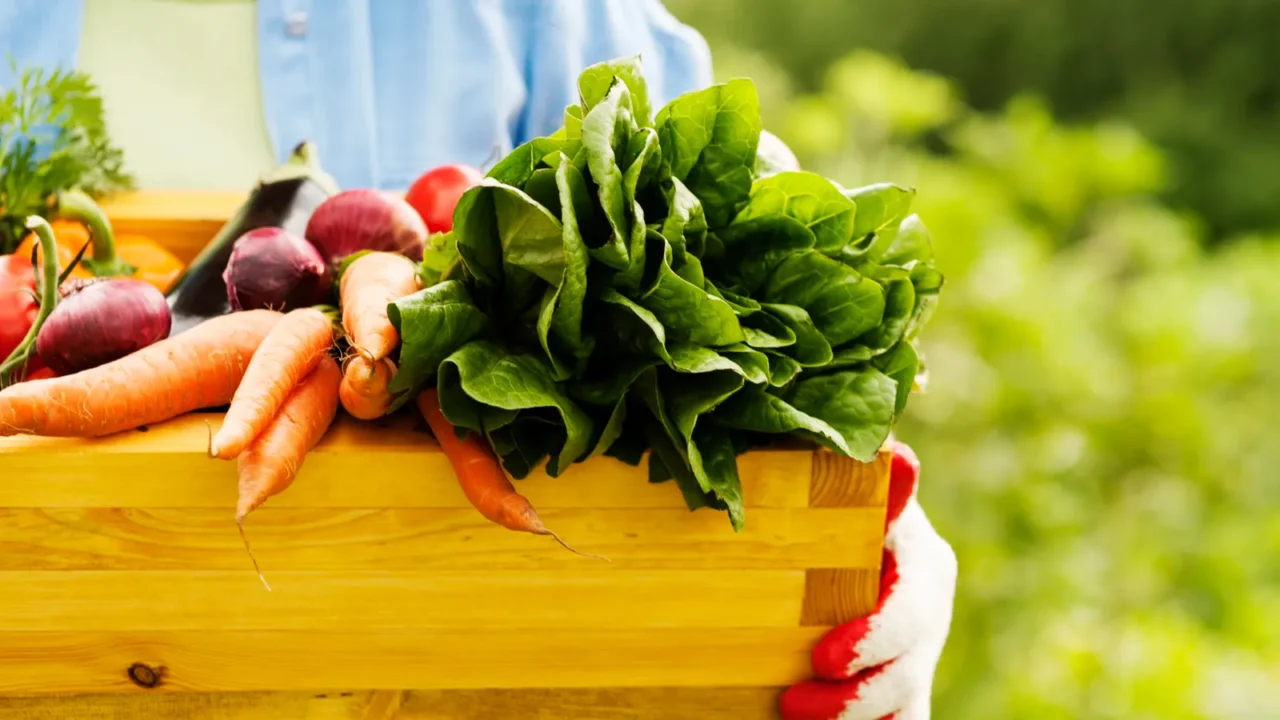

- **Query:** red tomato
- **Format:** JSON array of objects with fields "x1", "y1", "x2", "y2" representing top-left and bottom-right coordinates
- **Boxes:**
[
  {"x1": 0, "y1": 254, "x2": 38, "y2": 362},
  {"x1": 404, "y1": 164, "x2": 484, "y2": 234}
]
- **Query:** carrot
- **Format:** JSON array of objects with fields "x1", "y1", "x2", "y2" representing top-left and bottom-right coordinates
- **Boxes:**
[
  {"x1": 339, "y1": 353, "x2": 396, "y2": 420},
  {"x1": 236, "y1": 355, "x2": 341, "y2": 522},
  {"x1": 235, "y1": 355, "x2": 341, "y2": 590},
  {"x1": 415, "y1": 389, "x2": 606, "y2": 560},
  {"x1": 0, "y1": 309, "x2": 281, "y2": 437},
  {"x1": 339, "y1": 251, "x2": 420, "y2": 361},
  {"x1": 209, "y1": 307, "x2": 334, "y2": 459}
]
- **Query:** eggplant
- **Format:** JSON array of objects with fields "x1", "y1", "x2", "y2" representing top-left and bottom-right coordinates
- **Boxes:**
[{"x1": 165, "y1": 141, "x2": 338, "y2": 336}]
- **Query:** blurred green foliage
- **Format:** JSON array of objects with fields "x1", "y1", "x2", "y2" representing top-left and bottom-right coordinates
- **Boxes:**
[
  {"x1": 695, "y1": 47, "x2": 1280, "y2": 718},
  {"x1": 668, "y1": 0, "x2": 1280, "y2": 240}
]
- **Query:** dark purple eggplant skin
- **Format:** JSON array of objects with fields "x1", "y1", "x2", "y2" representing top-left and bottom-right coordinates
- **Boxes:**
[
  {"x1": 224, "y1": 227, "x2": 333, "y2": 311},
  {"x1": 165, "y1": 141, "x2": 336, "y2": 337},
  {"x1": 36, "y1": 278, "x2": 172, "y2": 375}
]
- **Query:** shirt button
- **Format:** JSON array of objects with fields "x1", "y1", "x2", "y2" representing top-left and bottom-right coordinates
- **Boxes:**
[{"x1": 286, "y1": 11, "x2": 308, "y2": 38}]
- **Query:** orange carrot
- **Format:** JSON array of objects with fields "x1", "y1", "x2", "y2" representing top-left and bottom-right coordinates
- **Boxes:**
[
  {"x1": 0, "y1": 309, "x2": 281, "y2": 437},
  {"x1": 236, "y1": 355, "x2": 341, "y2": 522},
  {"x1": 235, "y1": 355, "x2": 341, "y2": 590},
  {"x1": 209, "y1": 307, "x2": 334, "y2": 459},
  {"x1": 415, "y1": 389, "x2": 605, "y2": 560},
  {"x1": 339, "y1": 251, "x2": 420, "y2": 361},
  {"x1": 339, "y1": 354, "x2": 396, "y2": 420}
]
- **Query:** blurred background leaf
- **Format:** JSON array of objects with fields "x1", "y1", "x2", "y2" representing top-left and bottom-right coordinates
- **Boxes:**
[{"x1": 666, "y1": 1, "x2": 1280, "y2": 717}]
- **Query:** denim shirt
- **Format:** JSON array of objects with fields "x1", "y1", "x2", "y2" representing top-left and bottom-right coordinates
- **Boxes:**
[{"x1": 0, "y1": 0, "x2": 713, "y2": 190}]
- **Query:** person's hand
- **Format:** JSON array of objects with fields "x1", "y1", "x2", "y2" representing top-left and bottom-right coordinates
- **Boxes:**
[{"x1": 780, "y1": 441, "x2": 958, "y2": 720}]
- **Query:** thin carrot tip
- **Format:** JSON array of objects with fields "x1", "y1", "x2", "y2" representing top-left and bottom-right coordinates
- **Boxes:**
[
  {"x1": 237, "y1": 519, "x2": 273, "y2": 592},
  {"x1": 204, "y1": 420, "x2": 216, "y2": 458},
  {"x1": 542, "y1": 528, "x2": 612, "y2": 562}
]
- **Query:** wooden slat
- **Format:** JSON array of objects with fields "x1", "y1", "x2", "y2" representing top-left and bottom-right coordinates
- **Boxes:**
[
  {"x1": 0, "y1": 688, "x2": 784, "y2": 720},
  {"x1": 798, "y1": 447, "x2": 893, "y2": 624},
  {"x1": 0, "y1": 570, "x2": 803, "y2": 631},
  {"x1": 0, "y1": 415, "x2": 813, "y2": 509},
  {"x1": 0, "y1": 629, "x2": 824, "y2": 693},
  {"x1": 0, "y1": 507, "x2": 883, "y2": 571},
  {"x1": 98, "y1": 191, "x2": 247, "y2": 264},
  {"x1": 809, "y1": 447, "x2": 892, "y2": 508},
  {"x1": 99, "y1": 191, "x2": 249, "y2": 222},
  {"x1": 800, "y1": 568, "x2": 883, "y2": 626}
]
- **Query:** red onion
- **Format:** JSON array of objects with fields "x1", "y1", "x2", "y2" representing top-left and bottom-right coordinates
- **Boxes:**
[
  {"x1": 36, "y1": 278, "x2": 171, "y2": 375},
  {"x1": 304, "y1": 189, "x2": 428, "y2": 266},
  {"x1": 223, "y1": 227, "x2": 333, "y2": 311}
]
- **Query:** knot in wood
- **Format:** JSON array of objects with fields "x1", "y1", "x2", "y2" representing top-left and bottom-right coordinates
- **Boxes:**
[{"x1": 127, "y1": 663, "x2": 164, "y2": 689}]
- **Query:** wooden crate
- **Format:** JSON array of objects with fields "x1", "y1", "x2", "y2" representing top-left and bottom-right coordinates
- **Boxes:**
[{"x1": 0, "y1": 193, "x2": 889, "y2": 719}]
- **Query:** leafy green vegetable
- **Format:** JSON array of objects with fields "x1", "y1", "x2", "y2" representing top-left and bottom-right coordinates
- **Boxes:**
[
  {"x1": 714, "y1": 386, "x2": 851, "y2": 456},
  {"x1": 0, "y1": 64, "x2": 134, "y2": 252},
  {"x1": 656, "y1": 79, "x2": 762, "y2": 228},
  {"x1": 787, "y1": 367, "x2": 898, "y2": 461},
  {"x1": 438, "y1": 341, "x2": 594, "y2": 477},
  {"x1": 639, "y1": 239, "x2": 745, "y2": 346},
  {"x1": 873, "y1": 340, "x2": 920, "y2": 417},
  {"x1": 579, "y1": 55, "x2": 653, "y2": 126},
  {"x1": 387, "y1": 281, "x2": 488, "y2": 397},
  {"x1": 761, "y1": 251, "x2": 886, "y2": 346},
  {"x1": 734, "y1": 171, "x2": 857, "y2": 254},
  {"x1": 394, "y1": 56, "x2": 944, "y2": 529},
  {"x1": 843, "y1": 182, "x2": 916, "y2": 239},
  {"x1": 535, "y1": 160, "x2": 594, "y2": 379}
]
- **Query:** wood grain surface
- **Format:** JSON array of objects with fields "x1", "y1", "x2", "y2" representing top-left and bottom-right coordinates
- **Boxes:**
[
  {"x1": 0, "y1": 414, "x2": 811, "y2": 510},
  {"x1": 0, "y1": 629, "x2": 823, "y2": 694},
  {"x1": 0, "y1": 507, "x2": 883, "y2": 571},
  {"x1": 0, "y1": 688, "x2": 786, "y2": 720}
]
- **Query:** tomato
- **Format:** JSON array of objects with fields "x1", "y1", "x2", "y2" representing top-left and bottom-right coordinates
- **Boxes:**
[
  {"x1": 0, "y1": 254, "x2": 39, "y2": 362},
  {"x1": 404, "y1": 164, "x2": 484, "y2": 234}
]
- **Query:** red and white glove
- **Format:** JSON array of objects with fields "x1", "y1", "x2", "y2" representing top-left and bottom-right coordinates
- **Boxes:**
[{"x1": 780, "y1": 441, "x2": 958, "y2": 720}]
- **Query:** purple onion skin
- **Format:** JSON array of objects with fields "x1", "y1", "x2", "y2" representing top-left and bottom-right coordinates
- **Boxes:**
[
  {"x1": 304, "y1": 189, "x2": 428, "y2": 266},
  {"x1": 36, "y1": 278, "x2": 172, "y2": 376},
  {"x1": 223, "y1": 227, "x2": 333, "y2": 312}
]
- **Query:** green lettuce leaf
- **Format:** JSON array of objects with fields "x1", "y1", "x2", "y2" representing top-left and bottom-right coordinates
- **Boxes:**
[
  {"x1": 712, "y1": 215, "x2": 815, "y2": 293},
  {"x1": 734, "y1": 171, "x2": 857, "y2": 254},
  {"x1": 762, "y1": 302, "x2": 832, "y2": 367},
  {"x1": 764, "y1": 352, "x2": 802, "y2": 386},
  {"x1": 760, "y1": 251, "x2": 886, "y2": 347},
  {"x1": 487, "y1": 137, "x2": 567, "y2": 187},
  {"x1": 873, "y1": 340, "x2": 920, "y2": 417},
  {"x1": 578, "y1": 55, "x2": 653, "y2": 127},
  {"x1": 438, "y1": 340, "x2": 594, "y2": 477},
  {"x1": 387, "y1": 280, "x2": 489, "y2": 396},
  {"x1": 582, "y1": 79, "x2": 638, "y2": 270},
  {"x1": 844, "y1": 182, "x2": 916, "y2": 239},
  {"x1": 714, "y1": 386, "x2": 851, "y2": 456},
  {"x1": 659, "y1": 177, "x2": 708, "y2": 264},
  {"x1": 787, "y1": 367, "x2": 897, "y2": 461},
  {"x1": 656, "y1": 79, "x2": 761, "y2": 229},
  {"x1": 857, "y1": 276, "x2": 915, "y2": 351},
  {"x1": 454, "y1": 179, "x2": 564, "y2": 287},
  {"x1": 535, "y1": 159, "x2": 594, "y2": 379},
  {"x1": 879, "y1": 213, "x2": 935, "y2": 266},
  {"x1": 637, "y1": 368, "x2": 748, "y2": 529},
  {"x1": 638, "y1": 237, "x2": 746, "y2": 347}
]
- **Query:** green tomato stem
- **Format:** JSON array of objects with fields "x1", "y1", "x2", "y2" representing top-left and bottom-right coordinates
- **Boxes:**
[
  {"x1": 54, "y1": 188, "x2": 136, "y2": 278},
  {"x1": 0, "y1": 216, "x2": 63, "y2": 384}
]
